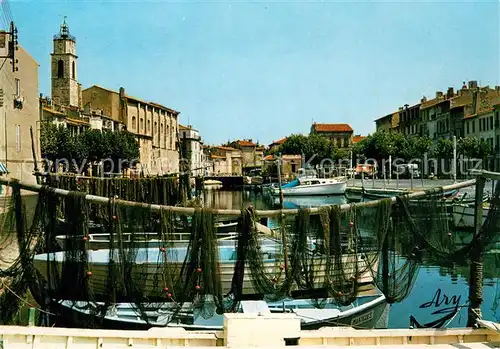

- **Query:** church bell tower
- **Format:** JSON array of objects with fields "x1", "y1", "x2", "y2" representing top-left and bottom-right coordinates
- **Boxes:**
[{"x1": 51, "y1": 18, "x2": 80, "y2": 107}]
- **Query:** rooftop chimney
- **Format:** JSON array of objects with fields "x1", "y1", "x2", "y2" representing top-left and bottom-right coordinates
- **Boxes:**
[
  {"x1": 421, "y1": 96, "x2": 427, "y2": 103},
  {"x1": 468, "y1": 80, "x2": 478, "y2": 89},
  {"x1": 495, "y1": 86, "x2": 500, "y2": 93},
  {"x1": 119, "y1": 87, "x2": 125, "y2": 98},
  {"x1": 447, "y1": 87, "x2": 454, "y2": 98},
  {"x1": 436, "y1": 91, "x2": 444, "y2": 99}
]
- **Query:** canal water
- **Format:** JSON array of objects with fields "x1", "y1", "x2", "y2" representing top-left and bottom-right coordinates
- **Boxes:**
[{"x1": 202, "y1": 189, "x2": 500, "y2": 329}]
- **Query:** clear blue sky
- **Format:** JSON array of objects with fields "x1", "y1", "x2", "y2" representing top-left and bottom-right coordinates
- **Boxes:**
[{"x1": 11, "y1": 0, "x2": 500, "y2": 146}]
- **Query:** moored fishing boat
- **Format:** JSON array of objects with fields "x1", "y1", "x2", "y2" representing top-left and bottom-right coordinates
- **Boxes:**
[
  {"x1": 53, "y1": 300, "x2": 194, "y2": 330},
  {"x1": 54, "y1": 293, "x2": 387, "y2": 331},
  {"x1": 54, "y1": 233, "x2": 275, "y2": 251},
  {"x1": 270, "y1": 177, "x2": 347, "y2": 196},
  {"x1": 33, "y1": 242, "x2": 377, "y2": 299},
  {"x1": 452, "y1": 202, "x2": 489, "y2": 229}
]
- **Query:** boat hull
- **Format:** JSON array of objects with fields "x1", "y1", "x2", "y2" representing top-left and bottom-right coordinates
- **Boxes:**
[
  {"x1": 51, "y1": 300, "x2": 193, "y2": 330},
  {"x1": 272, "y1": 182, "x2": 347, "y2": 196},
  {"x1": 175, "y1": 294, "x2": 388, "y2": 331},
  {"x1": 452, "y1": 204, "x2": 488, "y2": 229},
  {"x1": 53, "y1": 293, "x2": 387, "y2": 331},
  {"x1": 33, "y1": 248, "x2": 377, "y2": 300}
]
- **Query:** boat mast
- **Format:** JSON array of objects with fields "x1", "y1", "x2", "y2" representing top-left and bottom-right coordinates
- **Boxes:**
[{"x1": 277, "y1": 153, "x2": 283, "y2": 208}]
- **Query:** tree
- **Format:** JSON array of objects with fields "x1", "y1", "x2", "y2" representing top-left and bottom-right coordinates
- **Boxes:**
[
  {"x1": 40, "y1": 124, "x2": 140, "y2": 175},
  {"x1": 457, "y1": 137, "x2": 478, "y2": 159},
  {"x1": 413, "y1": 135, "x2": 433, "y2": 156},
  {"x1": 433, "y1": 138, "x2": 453, "y2": 159},
  {"x1": 278, "y1": 134, "x2": 311, "y2": 158}
]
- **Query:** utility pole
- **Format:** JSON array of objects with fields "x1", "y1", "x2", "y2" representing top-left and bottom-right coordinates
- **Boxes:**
[{"x1": 453, "y1": 135, "x2": 457, "y2": 183}]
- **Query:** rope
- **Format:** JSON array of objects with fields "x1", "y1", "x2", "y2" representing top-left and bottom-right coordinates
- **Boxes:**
[{"x1": 0, "y1": 279, "x2": 56, "y2": 316}]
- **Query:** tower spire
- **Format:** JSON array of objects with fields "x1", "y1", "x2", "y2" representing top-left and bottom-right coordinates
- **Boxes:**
[{"x1": 55, "y1": 16, "x2": 75, "y2": 41}]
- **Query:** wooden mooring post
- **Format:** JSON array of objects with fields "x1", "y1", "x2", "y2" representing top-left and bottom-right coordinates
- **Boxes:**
[{"x1": 467, "y1": 175, "x2": 485, "y2": 327}]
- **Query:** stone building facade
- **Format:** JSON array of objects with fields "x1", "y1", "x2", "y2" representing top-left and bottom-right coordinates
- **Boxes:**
[
  {"x1": 179, "y1": 124, "x2": 204, "y2": 176},
  {"x1": 229, "y1": 139, "x2": 263, "y2": 173},
  {"x1": 205, "y1": 146, "x2": 242, "y2": 175},
  {"x1": 268, "y1": 137, "x2": 287, "y2": 152},
  {"x1": 375, "y1": 112, "x2": 399, "y2": 133},
  {"x1": 310, "y1": 123, "x2": 354, "y2": 148},
  {"x1": 0, "y1": 39, "x2": 40, "y2": 189},
  {"x1": 82, "y1": 85, "x2": 180, "y2": 175}
]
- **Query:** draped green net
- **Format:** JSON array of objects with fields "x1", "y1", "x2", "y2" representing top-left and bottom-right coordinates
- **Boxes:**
[{"x1": 0, "y1": 179, "x2": 499, "y2": 327}]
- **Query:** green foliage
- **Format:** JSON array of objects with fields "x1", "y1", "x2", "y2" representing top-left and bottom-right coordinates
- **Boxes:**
[
  {"x1": 272, "y1": 133, "x2": 347, "y2": 165},
  {"x1": 40, "y1": 124, "x2": 140, "y2": 174},
  {"x1": 352, "y1": 132, "x2": 490, "y2": 163},
  {"x1": 457, "y1": 137, "x2": 492, "y2": 159}
]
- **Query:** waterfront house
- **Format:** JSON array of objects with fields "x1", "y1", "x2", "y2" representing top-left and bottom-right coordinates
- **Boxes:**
[
  {"x1": 263, "y1": 154, "x2": 302, "y2": 180},
  {"x1": 0, "y1": 30, "x2": 40, "y2": 190},
  {"x1": 268, "y1": 137, "x2": 287, "y2": 152},
  {"x1": 375, "y1": 111, "x2": 400, "y2": 134},
  {"x1": 310, "y1": 123, "x2": 353, "y2": 148},
  {"x1": 179, "y1": 124, "x2": 204, "y2": 176},
  {"x1": 227, "y1": 139, "x2": 264, "y2": 174},
  {"x1": 204, "y1": 146, "x2": 242, "y2": 175}
]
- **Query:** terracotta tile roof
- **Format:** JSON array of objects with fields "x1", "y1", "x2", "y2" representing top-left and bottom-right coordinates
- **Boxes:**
[
  {"x1": 263, "y1": 155, "x2": 275, "y2": 161},
  {"x1": 464, "y1": 108, "x2": 494, "y2": 119},
  {"x1": 420, "y1": 97, "x2": 449, "y2": 110},
  {"x1": 85, "y1": 85, "x2": 180, "y2": 114},
  {"x1": 375, "y1": 114, "x2": 393, "y2": 122},
  {"x1": 178, "y1": 124, "x2": 188, "y2": 130},
  {"x1": 215, "y1": 146, "x2": 237, "y2": 151},
  {"x1": 270, "y1": 137, "x2": 288, "y2": 146},
  {"x1": 312, "y1": 123, "x2": 353, "y2": 133},
  {"x1": 237, "y1": 140, "x2": 256, "y2": 147},
  {"x1": 211, "y1": 155, "x2": 226, "y2": 159},
  {"x1": 282, "y1": 154, "x2": 302, "y2": 160},
  {"x1": 353, "y1": 135, "x2": 366, "y2": 144},
  {"x1": 255, "y1": 146, "x2": 265, "y2": 151}
]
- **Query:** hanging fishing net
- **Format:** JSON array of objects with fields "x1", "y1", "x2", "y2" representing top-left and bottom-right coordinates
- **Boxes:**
[{"x1": 0, "y1": 178, "x2": 499, "y2": 329}]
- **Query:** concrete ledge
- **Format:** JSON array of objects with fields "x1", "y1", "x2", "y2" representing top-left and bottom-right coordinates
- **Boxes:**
[{"x1": 0, "y1": 319, "x2": 498, "y2": 349}]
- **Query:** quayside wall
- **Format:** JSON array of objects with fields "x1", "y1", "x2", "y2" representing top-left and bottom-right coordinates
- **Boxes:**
[{"x1": 0, "y1": 314, "x2": 499, "y2": 349}]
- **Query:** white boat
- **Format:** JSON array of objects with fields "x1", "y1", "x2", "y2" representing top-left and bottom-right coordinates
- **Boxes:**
[
  {"x1": 452, "y1": 203, "x2": 489, "y2": 229},
  {"x1": 34, "y1": 242, "x2": 377, "y2": 299},
  {"x1": 270, "y1": 177, "x2": 347, "y2": 196},
  {"x1": 55, "y1": 294, "x2": 387, "y2": 331},
  {"x1": 173, "y1": 294, "x2": 388, "y2": 331},
  {"x1": 54, "y1": 300, "x2": 194, "y2": 330},
  {"x1": 54, "y1": 233, "x2": 275, "y2": 251}
]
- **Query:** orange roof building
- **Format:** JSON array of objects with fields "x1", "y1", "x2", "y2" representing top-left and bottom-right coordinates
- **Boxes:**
[
  {"x1": 237, "y1": 140, "x2": 256, "y2": 147},
  {"x1": 352, "y1": 135, "x2": 366, "y2": 144},
  {"x1": 310, "y1": 123, "x2": 354, "y2": 148}
]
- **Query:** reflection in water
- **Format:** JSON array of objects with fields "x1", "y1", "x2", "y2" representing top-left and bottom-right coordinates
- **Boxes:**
[{"x1": 202, "y1": 190, "x2": 270, "y2": 210}]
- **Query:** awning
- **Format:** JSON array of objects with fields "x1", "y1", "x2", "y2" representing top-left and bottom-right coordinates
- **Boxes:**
[{"x1": 0, "y1": 162, "x2": 8, "y2": 174}]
